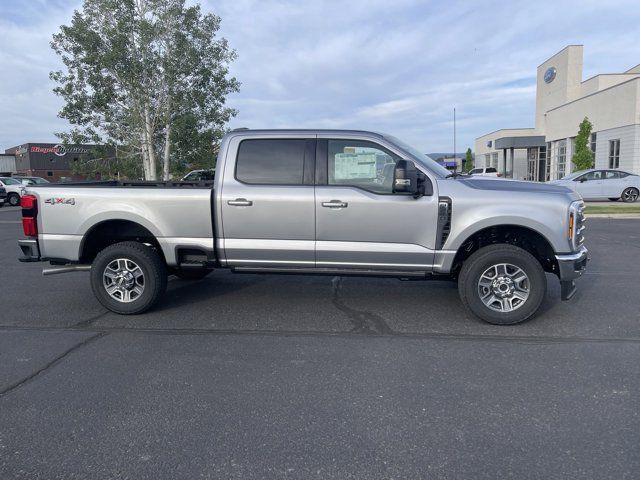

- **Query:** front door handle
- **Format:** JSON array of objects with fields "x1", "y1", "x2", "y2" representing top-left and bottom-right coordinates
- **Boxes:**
[
  {"x1": 228, "y1": 198, "x2": 253, "y2": 206},
  {"x1": 322, "y1": 200, "x2": 348, "y2": 208}
]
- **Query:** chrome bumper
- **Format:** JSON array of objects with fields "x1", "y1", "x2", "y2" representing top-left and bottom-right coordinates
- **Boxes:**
[
  {"x1": 18, "y1": 239, "x2": 41, "y2": 262},
  {"x1": 555, "y1": 246, "x2": 589, "y2": 300}
]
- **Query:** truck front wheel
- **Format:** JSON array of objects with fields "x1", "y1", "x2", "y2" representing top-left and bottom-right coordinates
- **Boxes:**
[
  {"x1": 90, "y1": 241, "x2": 167, "y2": 315},
  {"x1": 458, "y1": 244, "x2": 546, "y2": 325}
]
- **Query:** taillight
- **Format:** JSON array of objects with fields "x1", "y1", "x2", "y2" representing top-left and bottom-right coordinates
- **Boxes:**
[
  {"x1": 21, "y1": 194, "x2": 38, "y2": 237},
  {"x1": 497, "y1": 173, "x2": 503, "y2": 177}
]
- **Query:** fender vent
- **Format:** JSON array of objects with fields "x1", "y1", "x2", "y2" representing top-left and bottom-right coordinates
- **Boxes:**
[{"x1": 436, "y1": 197, "x2": 452, "y2": 249}]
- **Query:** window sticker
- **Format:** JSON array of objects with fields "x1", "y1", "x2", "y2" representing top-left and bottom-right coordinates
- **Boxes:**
[{"x1": 334, "y1": 152, "x2": 377, "y2": 180}]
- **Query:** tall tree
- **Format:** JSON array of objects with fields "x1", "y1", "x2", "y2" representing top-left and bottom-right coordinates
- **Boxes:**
[
  {"x1": 50, "y1": 0, "x2": 239, "y2": 180},
  {"x1": 572, "y1": 117, "x2": 594, "y2": 171},
  {"x1": 464, "y1": 147, "x2": 473, "y2": 172}
]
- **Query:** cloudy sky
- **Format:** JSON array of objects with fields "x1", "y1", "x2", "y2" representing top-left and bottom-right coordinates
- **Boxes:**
[{"x1": 1, "y1": 0, "x2": 640, "y2": 153}]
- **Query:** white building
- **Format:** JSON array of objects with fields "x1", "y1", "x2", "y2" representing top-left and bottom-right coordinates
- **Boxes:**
[{"x1": 475, "y1": 45, "x2": 640, "y2": 181}]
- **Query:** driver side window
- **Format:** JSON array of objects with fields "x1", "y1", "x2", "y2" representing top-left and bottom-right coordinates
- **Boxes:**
[
  {"x1": 577, "y1": 171, "x2": 600, "y2": 181},
  {"x1": 327, "y1": 140, "x2": 400, "y2": 194}
]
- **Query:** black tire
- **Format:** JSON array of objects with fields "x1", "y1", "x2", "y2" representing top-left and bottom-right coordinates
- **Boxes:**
[
  {"x1": 621, "y1": 187, "x2": 639, "y2": 203},
  {"x1": 458, "y1": 244, "x2": 546, "y2": 325},
  {"x1": 90, "y1": 241, "x2": 167, "y2": 314},
  {"x1": 608, "y1": 198, "x2": 619, "y2": 202},
  {"x1": 174, "y1": 268, "x2": 212, "y2": 280},
  {"x1": 8, "y1": 193, "x2": 20, "y2": 207}
]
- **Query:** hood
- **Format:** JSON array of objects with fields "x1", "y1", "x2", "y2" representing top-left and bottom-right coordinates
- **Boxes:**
[{"x1": 456, "y1": 177, "x2": 573, "y2": 195}]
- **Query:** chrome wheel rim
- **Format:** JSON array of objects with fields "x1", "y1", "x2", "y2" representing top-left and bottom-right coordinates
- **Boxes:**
[
  {"x1": 103, "y1": 258, "x2": 145, "y2": 303},
  {"x1": 477, "y1": 263, "x2": 530, "y2": 313},
  {"x1": 9, "y1": 195, "x2": 19, "y2": 206},
  {"x1": 623, "y1": 189, "x2": 638, "y2": 202}
]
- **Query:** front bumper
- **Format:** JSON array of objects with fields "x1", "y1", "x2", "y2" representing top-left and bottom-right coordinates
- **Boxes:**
[
  {"x1": 18, "y1": 239, "x2": 41, "y2": 262},
  {"x1": 555, "y1": 245, "x2": 589, "y2": 300}
]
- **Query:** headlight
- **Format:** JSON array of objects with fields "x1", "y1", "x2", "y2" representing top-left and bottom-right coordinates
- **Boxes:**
[{"x1": 568, "y1": 200, "x2": 585, "y2": 251}]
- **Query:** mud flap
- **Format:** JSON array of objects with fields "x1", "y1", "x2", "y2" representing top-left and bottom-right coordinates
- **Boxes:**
[{"x1": 560, "y1": 280, "x2": 576, "y2": 301}]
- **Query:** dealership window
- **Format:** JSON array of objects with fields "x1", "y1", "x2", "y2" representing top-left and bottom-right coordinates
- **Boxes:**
[
  {"x1": 485, "y1": 154, "x2": 491, "y2": 167},
  {"x1": 557, "y1": 140, "x2": 567, "y2": 178},
  {"x1": 608, "y1": 139, "x2": 620, "y2": 169},
  {"x1": 47, "y1": 171, "x2": 53, "y2": 177},
  {"x1": 590, "y1": 132, "x2": 597, "y2": 155},
  {"x1": 491, "y1": 152, "x2": 498, "y2": 169}
]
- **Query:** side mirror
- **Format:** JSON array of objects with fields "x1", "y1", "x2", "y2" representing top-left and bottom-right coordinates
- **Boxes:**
[
  {"x1": 393, "y1": 160, "x2": 418, "y2": 195},
  {"x1": 579, "y1": 178, "x2": 587, "y2": 183},
  {"x1": 393, "y1": 160, "x2": 432, "y2": 198}
]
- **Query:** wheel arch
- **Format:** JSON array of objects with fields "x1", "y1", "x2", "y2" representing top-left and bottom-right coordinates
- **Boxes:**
[
  {"x1": 79, "y1": 219, "x2": 166, "y2": 265},
  {"x1": 451, "y1": 224, "x2": 559, "y2": 277}
]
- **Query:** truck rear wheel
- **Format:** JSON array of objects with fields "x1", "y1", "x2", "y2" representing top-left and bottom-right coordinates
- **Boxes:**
[
  {"x1": 458, "y1": 244, "x2": 546, "y2": 325},
  {"x1": 90, "y1": 241, "x2": 167, "y2": 315}
]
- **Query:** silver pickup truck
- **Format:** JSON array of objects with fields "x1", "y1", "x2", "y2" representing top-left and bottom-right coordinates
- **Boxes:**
[{"x1": 18, "y1": 129, "x2": 588, "y2": 324}]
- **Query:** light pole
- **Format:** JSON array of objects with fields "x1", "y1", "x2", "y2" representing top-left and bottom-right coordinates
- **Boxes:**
[{"x1": 453, "y1": 107, "x2": 457, "y2": 172}]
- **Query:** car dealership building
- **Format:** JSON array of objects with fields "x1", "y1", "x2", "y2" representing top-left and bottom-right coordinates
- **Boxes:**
[
  {"x1": 3, "y1": 143, "x2": 102, "y2": 181},
  {"x1": 475, "y1": 45, "x2": 640, "y2": 181}
]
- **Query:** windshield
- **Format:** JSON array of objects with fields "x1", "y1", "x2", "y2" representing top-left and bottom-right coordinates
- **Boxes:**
[
  {"x1": 0, "y1": 177, "x2": 21, "y2": 185},
  {"x1": 383, "y1": 134, "x2": 451, "y2": 178}
]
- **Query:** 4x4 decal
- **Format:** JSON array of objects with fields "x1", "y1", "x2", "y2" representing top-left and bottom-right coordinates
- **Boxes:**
[{"x1": 45, "y1": 197, "x2": 76, "y2": 205}]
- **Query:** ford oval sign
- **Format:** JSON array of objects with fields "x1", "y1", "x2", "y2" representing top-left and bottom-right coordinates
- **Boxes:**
[{"x1": 544, "y1": 66, "x2": 556, "y2": 84}]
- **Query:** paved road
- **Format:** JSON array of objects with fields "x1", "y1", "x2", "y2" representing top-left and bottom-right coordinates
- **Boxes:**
[{"x1": 0, "y1": 206, "x2": 638, "y2": 479}]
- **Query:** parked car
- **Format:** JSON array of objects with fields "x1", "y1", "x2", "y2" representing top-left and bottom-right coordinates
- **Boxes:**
[
  {"x1": 0, "y1": 186, "x2": 6, "y2": 207},
  {"x1": 549, "y1": 169, "x2": 640, "y2": 202},
  {"x1": 182, "y1": 169, "x2": 215, "y2": 181},
  {"x1": 15, "y1": 176, "x2": 50, "y2": 186},
  {"x1": 17, "y1": 129, "x2": 587, "y2": 325},
  {"x1": 0, "y1": 177, "x2": 27, "y2": 206},
  {"x1": 469, "y1": 167, "x2": 502, "y2": 177}
]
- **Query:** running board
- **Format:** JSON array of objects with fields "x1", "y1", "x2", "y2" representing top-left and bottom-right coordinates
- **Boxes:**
[
  {"x1": 43, "y1": 265, "x2": 92, "y2": 276},
  {"x1": 231, "y1": 266, "x2": 428, "y2": 278}
]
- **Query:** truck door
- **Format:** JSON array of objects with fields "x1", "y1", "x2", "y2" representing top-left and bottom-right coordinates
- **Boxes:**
[
  {"x1": 314, "y1": 137, "x2": 438, "y2": 271},
  {"x1": 219, "y1": 136, "x2": 316, "y2": 267}
]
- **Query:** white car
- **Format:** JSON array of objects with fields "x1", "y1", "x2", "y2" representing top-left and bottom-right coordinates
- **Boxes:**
[
  {"x1": 182, "y1": 169, "x2": 215, "y2": 181},
  {"x1": 549, "y1": 169, "x2": 640, "y2": 202},
  {"x1": 469, "y1": 167, "x2": 502, "y2": 177},
  {"x1": 0, "y1": 177, "x2": 27, "y2": 207}
]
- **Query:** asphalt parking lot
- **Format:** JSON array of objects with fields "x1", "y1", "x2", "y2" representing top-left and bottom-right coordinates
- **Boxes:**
[{"x1": 0, "y1": 205, "x2": 639, "y2": 479}]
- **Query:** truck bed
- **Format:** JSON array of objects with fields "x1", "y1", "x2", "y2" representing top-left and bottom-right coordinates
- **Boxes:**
[
  {"x1": 25, "y1": 182, "x2": 215, "y2": 266},
  {"x1": 35, "y1": 180, "x2": 215, "y2": 189}
]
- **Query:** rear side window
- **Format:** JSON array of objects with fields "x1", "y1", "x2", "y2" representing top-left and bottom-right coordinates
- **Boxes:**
[
  {"x1": 485, "y1": 167, "x2": 497, "y2": 173},
  {"x1": 469, "y1": 168, "x2": 481, "y2": 174},
  {"x1": 236, "y1": 139, "x2": 306, "y2": 185}
]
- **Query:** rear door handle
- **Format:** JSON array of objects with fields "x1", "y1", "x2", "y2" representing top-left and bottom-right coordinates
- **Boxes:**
[
  {"x1": 322, "y1": 200, "x2": 348, "y2": 208},
  {"x1": 227, "y1": 198, "x2": 253, "y2": 206}
]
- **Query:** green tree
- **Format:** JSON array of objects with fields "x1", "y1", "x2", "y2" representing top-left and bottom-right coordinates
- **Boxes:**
[
  {"x1": 50, "y1": 0, "x2": 240, "y2": 180},
  {"x1": 572, "y1": 117, "x2": 594, "y2": 171},
  {"x1": 464, "y1": 147, "x2": 473, "y2": 172}
]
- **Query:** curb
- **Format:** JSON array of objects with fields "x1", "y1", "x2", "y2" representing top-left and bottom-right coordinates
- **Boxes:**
[{"x1": 586, "y1": 213, "x2": 640, "y2": 219}]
